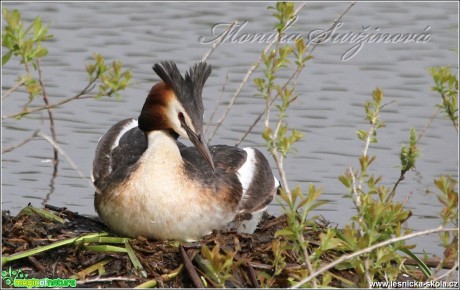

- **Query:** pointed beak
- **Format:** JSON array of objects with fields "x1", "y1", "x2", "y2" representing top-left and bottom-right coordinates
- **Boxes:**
[{"x1": 181, "y1": 120, "x2": 215, "y2": 171}]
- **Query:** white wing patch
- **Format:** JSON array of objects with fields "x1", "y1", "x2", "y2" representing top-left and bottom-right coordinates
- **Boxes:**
[
  {"x1": 111, "y1": 119, "x2": 138, "y2": 150},
  {"x1": 237, "y1": 147, "x2": 256, "y2": 198},
  {"x1": 274, "y1": 176, "x2": 280, "y2": 189}
]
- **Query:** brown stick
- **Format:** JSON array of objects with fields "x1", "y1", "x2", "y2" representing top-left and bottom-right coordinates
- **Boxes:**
[
  {"x1": 180, "y1": 245, "x2": 204, "y2": 288},
  {"x1": 245, "y1": 262, "x2": 259, "y2": 288},
  {"x1": 2, "y1": 81, "x2": 96, "y2": 120},
  {"x1": 201, "y1": 21, "x2": 237, "y2": 63},
  {"x1": 37, "y1": 59, "x2": 59, "y2": 171},
  {"x1": 2, "y1": 79, "x2": 25, "y2": 99},
  {"x1": 204, "y1": 73, "x2": 229, "y2": 136},
  {"x1": 2, "y1": 130, "x2": 40, "y2": 154},
  {"x1": 28, "y1": 256, "x2": 46, "y2": 273},
  {"x1": 404, "y1": 257, "x2": 457, "y2": 270}
]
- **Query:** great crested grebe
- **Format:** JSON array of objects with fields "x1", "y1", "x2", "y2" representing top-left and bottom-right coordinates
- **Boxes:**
[{"x1": 92, "y1": 61, "x2": 279, "y2": 241}]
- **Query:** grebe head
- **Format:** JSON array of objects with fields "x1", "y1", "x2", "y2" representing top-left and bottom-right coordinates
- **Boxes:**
[{"x1": 138, "y1": 61, "x2": 215, "y2": 170}]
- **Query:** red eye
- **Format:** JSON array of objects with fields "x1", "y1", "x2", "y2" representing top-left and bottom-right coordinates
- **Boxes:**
[{"x1": 178, "y1": 112, "x2": 185, "y2": 122}]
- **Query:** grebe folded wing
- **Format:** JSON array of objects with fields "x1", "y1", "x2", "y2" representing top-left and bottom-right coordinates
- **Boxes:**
[{"x1": 92, "y1": 118, "x2": 143, "y2": 184}]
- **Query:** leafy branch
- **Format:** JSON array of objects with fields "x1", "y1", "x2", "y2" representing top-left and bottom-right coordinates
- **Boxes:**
[
  {"x1": 206, "y1": 2, "x2": 307, "y2": 143},
  {"x1": 253, "y1": 2, "x2": 325, "y2": 287},
  {"x1": 2, "y1": 8, "x2": 133, "y2": 119},
  {"x1": 2, "y1": 53, "x2": 132, "y2": 120},
  {"x1": 386, "y1": 128, "x2": 420, "y2": 202},
  {"x1": 291, "y1": 226, "x2": 458, "y2": 288},
  {"x1": 429, "y1": 66, "x2": 458, "y2": 133},
  {"x1": 237, "y1": 1, "x2": 356, "y2": 146},
  {"x1": 2, "y1": 8, "x2": 132, "y2": 202},
  {"x1": 338, "y1": 89, "x2": 420, "y2": 286}
]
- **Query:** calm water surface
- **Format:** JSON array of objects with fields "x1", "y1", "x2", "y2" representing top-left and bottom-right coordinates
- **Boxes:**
[{"x1": 2, "y1": 2, "x2": 458, "y2": 257}]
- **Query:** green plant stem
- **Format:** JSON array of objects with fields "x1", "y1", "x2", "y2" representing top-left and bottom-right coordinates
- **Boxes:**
[
  {"x1": 399, "y1": 248, "x2": 431, "y2": 278},
  {"x1": 348, "y1": 167, "x2": 361, "y2": 208},
  {"x1": 70, "y1": 259, "x2": 112, "y2": 279},
  {"x1": 81, "y1": 236, "x2": 130, "y2": 244},
  {"x1": 83, "y1": 245, "x2": 127, "y2": 252},
  {"x1": 416, "y1": 107, "x2": 440, "y2": 142},
  {"x1": 125, "y1": 241, "x2": 148, "y2": 278},
  {"x1": 237, "y1": 1, "x2": 356, "y2": 147},
  {"x1": 270, "y1": 114, "x2": 292, "y2": 196},
  {"x1": 135, "y1": 264, "x2": 184, "y2": 288},
  {"x1": 386, "y1": 170, "x2": 407, "y2": 202},
  {"x1": 236, "y1": 67, "x2": 302, "y2": 146},
  {"x1": 290, "y1": 226, "x2": 458, "y2": 288},
  {"x1": 362, "y1": 123, "x2": 375, "y2": 158},
  {"x1": 1, "y1": 233, "x2": 105, "y2": 266},
  {"x1": 297, "y1": 232, "x2": 316, "y2": 286},
  {"x1": 364, "y1": 257, "x2": 372, "y2": 288},
  {"x1": 2, "y1": 79, "x2": 97, "y2": 119},
  {"x1": 270, "y1": 142, "x2": 290, "y2": 194},
  {"x1": 347, "y1": 167, "x2": 366, "y2": 237},
  {"x1": 77, "y1": 276, "x2": 138, "y2": 286},
  {"x1": 441, "y1": 93, "x2": 459, "y2": 133},
  {"x1": 207, "y1": 3, "x2": 306, "y2": 143}
]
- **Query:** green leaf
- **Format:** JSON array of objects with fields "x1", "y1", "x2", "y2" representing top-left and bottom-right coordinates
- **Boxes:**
[
  {"x1": 2, "y1": 50, "x2": 13, "y2": 65},
  {"x1": 32, "y1": 16, "x2": 42, "y2": 38},
  {"x1": 399, "y1": 248, "x2": 431, "y2": 278},
  {"x1": 319, "y1": 231, "x2": 343, "y2": 251},
  {"x1": 356, "y1": 130, "x2": 368, "y2": 141},
  {"x1": 275, "y1": 228, "x2": 295, "y2": 238},
  {"x1": 400, "y1": 128, "x2": 419, "y2": 171},
  {"x1": 34, "y1": 47, "x2": 48, "y2": 58},
  {"x1": 372, "y1": 87, "x2": 383, "y2": 105},
  {"x1": 339, "y1": 175, "x2": 352, "y2": 188},
  {"x1": 254, "y1": 77, "x2": 265, "y2": 90}
]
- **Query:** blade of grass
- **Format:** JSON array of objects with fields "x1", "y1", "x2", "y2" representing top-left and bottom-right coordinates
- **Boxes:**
[
  {"x1": 83, "y1": 245, "x2": 128, "y2": 253},
  {"x1": 73, "y1": 232, "x2": 109, "y2": 246},
  {"x1": 125, "y1": 241, "x2": 148, "y2": 278},
  {"x1": 399, "y1": 248, "x2": 432, "y2": 279},
  {"x1": 326, "y1": 270, "x2": 355, "y2": 287},
  {"x1": 20, "y1": 205, "x2": 66, "y2": 224},
  {"x1": 70, "y1": 258, "x2": 112, "y2": 280},
  {"x1": 2, "y1": 232, "x2": 104, "y2": 266},
  {"x1": 135, "y1": 279, "x2": 158, "y2": 288},
  {"x1": 135, "y1": 264, "x2": 184, "y2": 288},
  {"x1": 80, "y1": 236, "x2": 131, "y2": 244},
  {"x1": 194, "y1": 254, "x2": 220, "y2": 286}
]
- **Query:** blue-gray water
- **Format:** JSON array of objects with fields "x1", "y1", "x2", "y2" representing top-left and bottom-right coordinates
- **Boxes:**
[{"x1": 2, "y1": 2, "x2": 458, "y2": 257}]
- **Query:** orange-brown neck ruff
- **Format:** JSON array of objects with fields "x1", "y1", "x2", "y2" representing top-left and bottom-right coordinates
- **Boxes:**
[{"x1": 138, "y1": 82, "x2": 175, "y2": 132}]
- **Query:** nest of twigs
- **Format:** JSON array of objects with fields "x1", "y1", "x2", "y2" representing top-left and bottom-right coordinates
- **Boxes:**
[{"x1": 2, "y1": 205, "x2": 419, "y2": 288}]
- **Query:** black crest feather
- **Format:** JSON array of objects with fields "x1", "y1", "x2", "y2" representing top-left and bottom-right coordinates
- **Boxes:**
[{"x1": 152, "y1": 61, "x2": 212, "y2": 133}]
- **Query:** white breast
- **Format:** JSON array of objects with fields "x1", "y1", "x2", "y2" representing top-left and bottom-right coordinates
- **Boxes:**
[{"x1": 97, "y1": 131, "x2": 235, "y2": 241}]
